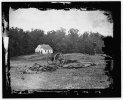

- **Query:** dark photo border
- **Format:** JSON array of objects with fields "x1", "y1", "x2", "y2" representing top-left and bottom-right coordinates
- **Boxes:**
[{"x1": 2, "y1": 1, "x2": 121, "y2": 98}]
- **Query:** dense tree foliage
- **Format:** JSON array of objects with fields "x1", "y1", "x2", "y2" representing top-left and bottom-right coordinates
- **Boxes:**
[{"x1": 8, "y1": 27, "x2": 111, "y2": 57}]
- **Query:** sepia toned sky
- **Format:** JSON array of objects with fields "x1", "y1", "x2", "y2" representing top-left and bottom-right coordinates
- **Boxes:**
[{"x1": 9, "y1": 8, "x2": 113, "y2": 36}]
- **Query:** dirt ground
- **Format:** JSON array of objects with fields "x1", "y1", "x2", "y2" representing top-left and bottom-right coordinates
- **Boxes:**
[{"x1": 10, "y1": 53, "x2": 112, "y2": 90}]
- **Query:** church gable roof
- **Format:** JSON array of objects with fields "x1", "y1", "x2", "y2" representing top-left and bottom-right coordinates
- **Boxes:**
[{"x1": 38, "y1": 44, "x2": 52, "y2": 50}]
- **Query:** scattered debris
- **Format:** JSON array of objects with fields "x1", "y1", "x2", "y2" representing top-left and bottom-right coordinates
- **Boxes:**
[
  {"x1": 12, "y1": 60, "x2": 97, "y2": 74},
  {"x1": 63, "y1": 62, "x2": 96, "y2": 69},
  {"x1": 64, "y1": 59, "x2": 78, "y2": 64}
]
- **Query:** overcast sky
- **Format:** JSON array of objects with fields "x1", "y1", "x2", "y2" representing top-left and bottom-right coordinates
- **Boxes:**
[{"x1": 9, "y1": 8, "x2": 113, "y2": 36}]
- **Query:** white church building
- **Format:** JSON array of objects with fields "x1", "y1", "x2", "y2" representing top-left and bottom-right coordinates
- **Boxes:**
[{"x1": 35, "y1": 44, "x2": 53, "y2": 54}]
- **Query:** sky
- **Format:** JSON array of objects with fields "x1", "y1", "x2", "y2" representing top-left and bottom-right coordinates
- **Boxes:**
[{"x1": 9, "y1": 8, "x2": 113, "y2": 37}]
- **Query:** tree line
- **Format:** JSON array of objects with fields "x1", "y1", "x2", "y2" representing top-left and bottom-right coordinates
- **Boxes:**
[{"x1": 8, "y1": 27, "x2": 113, "y2": 57}]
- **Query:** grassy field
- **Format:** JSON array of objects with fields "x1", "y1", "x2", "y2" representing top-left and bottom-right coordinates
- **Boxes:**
[{"x1": 10, "y1": 53, "x2": 112, "y2": 90}]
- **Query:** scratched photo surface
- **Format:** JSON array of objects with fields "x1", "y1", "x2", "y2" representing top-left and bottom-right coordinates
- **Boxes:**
[{"x1": 3, "y1": 2, "x2": 120, "y2": 97}]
